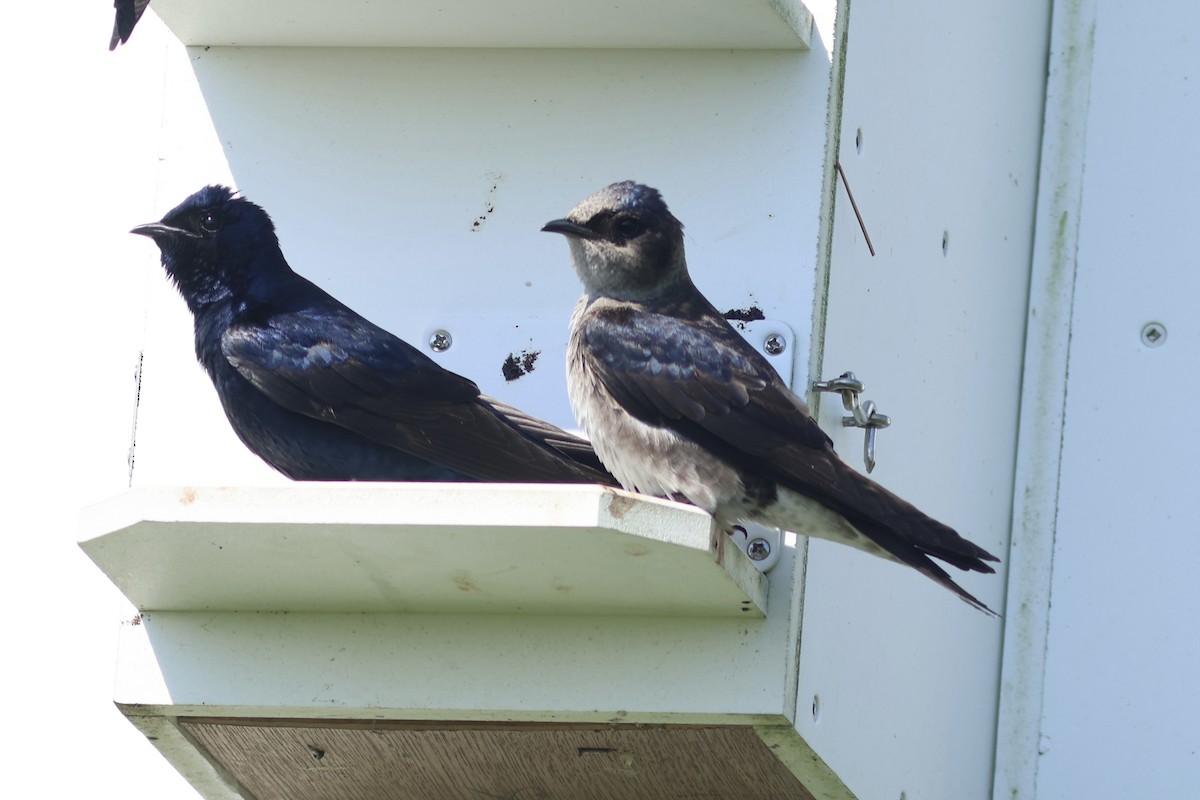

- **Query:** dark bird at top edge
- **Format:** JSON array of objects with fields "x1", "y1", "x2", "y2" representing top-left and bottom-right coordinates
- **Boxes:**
[
  {"x1": 131, "y1": 184, "x2": 615, "y2": 486},
  {"x1": 543, "y1": 180, "x2": 1000, "y2": 614},
  {"x1": 110, "y1": 0, "x2": 150, "y2": 50}
]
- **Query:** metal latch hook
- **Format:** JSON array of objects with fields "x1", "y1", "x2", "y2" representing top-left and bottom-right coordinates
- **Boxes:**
[{"x1": 812, "y1": 371, "x2": 892, "y2": 473}]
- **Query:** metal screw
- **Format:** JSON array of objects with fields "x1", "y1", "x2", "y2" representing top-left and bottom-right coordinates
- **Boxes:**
[
  {"x1": 763, "y1": 334, "x2": 786, "y2": 356},
  {"x1": 1141, "y1": 322, "x2": 1166, "y2": 348},
  {"x1": 429, "y1": 330, "x2": 453, "y2": 353},
  {"x1": 746, "y1": 538, "x2": 771, "y2": 561}
]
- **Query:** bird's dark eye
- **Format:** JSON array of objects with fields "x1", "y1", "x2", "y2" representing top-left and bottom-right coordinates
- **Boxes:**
[
  {"x1": 614, "y1": 216, "x2": 645, "y2": 239},
  {"x1": 198, "y1": 211, "x2": 222, "y2": 233}
]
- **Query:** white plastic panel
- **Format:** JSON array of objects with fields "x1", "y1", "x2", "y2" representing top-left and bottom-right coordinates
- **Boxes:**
[
  {"x1": 106, "y1": 533, "x2": 808, "y2": 726},
  {"x1": 792, "y1": 3, "x2": 1050, "y2": 799},
  {"x1": 80, "y1": 483, "x2": 767, "y2": 617},
  {"x1": 1033, "y1": 1, "x2": 1200, "y2": 795},
  {"x1": 148, "y1": 0, "x2": 814, "y2": 49}
]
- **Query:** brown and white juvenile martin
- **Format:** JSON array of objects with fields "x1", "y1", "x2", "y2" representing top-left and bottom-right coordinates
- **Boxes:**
[{"x1": 543, "y1": 181, "x2": 999, "y2": 614}]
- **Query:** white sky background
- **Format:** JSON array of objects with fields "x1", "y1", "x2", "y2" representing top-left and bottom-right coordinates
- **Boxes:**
[{"x1": 2, "y1": 4, "x2": 200, "y2": 797}]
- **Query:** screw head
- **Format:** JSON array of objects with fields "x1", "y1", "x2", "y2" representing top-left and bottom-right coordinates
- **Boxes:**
[
  {"x1": 746, "y1": 538, "x2": 771, "y2": 561},
  {"x1": 1141, "y1": 322, "x2": 1166, "y2": 348},
  {"x1": 763, "y1": 334, "x2": 786, "y2": 356},
  {"x1": 429, "y1": 330, "x2": 453, "y2": 353}
]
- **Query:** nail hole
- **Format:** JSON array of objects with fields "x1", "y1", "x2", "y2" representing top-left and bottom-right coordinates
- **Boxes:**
[
  {"x1": 578, "y1": 747, "x2": 618, "y2": 756},
  {"x1": 942, "y1": 230, "x2": 950, "y2": 257},
  {"x1": 811, "y1": 694, "x2": 820, "y2": 722},
  {"x1": 855, "y1": 128, "x2": 864, "y2": 155}
]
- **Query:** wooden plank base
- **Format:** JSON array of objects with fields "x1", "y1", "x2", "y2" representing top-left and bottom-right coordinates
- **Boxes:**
[{"x1": 179, "y1": 719, "x2": 817, "y2": 800}]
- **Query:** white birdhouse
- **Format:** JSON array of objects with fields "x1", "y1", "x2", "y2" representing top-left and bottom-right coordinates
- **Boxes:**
[{"x1": 87, "y1": 1, "x2": 1192, "y2": 798}]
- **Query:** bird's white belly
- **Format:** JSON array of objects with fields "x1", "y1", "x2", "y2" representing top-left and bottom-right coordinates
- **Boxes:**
[{"x1": 753, "y1": 487, "x2": 900, "y2": 563}]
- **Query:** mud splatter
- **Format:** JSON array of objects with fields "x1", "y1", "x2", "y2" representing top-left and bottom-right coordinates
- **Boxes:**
[
  {"x1": 723, "y1": 305, "x2": 765, "y2": 322},
  {"x1": 469, "y1": 175, "x2": 504, "y2": 232},
  {"x1": 502, "y1": 349, "x2": 540, "y2": 381},
  {"x1": 470, "y1": 200, "x2": 496, "y2": 231},
  {"x1": 723, "y1": 305, "x2": 765, "y2": 330}
]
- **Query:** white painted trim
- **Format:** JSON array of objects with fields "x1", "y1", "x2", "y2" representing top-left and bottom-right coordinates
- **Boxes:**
[
  {"x1": 787, "y1": 0, "x2": 853, "y2": 731},
  {"x1": 121, "y1": 714, "x2": 250, "y2": 800},
  {"x1": 148, "y1": 0, "x2": 815, "y2": 49},
  {"x1": 79, "y1": 483, "x2": 766, "y2": 617},
  {"x1": 993, "y1": 2, "x2": 1097, "y2": 797}
]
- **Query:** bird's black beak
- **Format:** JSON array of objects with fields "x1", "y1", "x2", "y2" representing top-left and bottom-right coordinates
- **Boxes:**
[
  {"x1": 130, "y1": 222, "x2": 196, "y2": 241},
  {"x1": 541, "y1": 218, "x2": 598, "y2": 240}
]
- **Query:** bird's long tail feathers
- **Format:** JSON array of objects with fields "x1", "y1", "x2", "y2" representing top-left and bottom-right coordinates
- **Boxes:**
[
  {"x1": 336, "y1": 398, "x2": 615, "y2": 486},
  {"x1": 823, "y1": 462, "x2": 1001, "y2": 616},
  {"x1": 481, "y1": 395, "x2": 614, "y2": 480},
  {"x1": 875, "y1": 535, "x2": 999, "y2": 616}
]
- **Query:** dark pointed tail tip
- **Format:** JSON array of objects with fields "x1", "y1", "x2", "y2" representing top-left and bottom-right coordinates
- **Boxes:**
[
  {"x1": 977, "y1": 603, "x2": 1001, "y2": 619},
  {"x1": 968, "y1": 545, "x2": 1002, "y2": 571},
  {"x1": 937, "y1": 562, "x2": 1000, "y2": 616},
  {"x1": 958, "y1": 586, "x2": 1000, "y2": 618},
  {"x1": 975, "y1": 561, "x2": 998, "y2": 576}
]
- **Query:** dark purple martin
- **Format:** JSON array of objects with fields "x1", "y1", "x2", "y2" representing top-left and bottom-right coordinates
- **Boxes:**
[
  {"x1": 110, "y1": 0, "x2": 150, "y2": 50},
  {"x1": 544, "y1": 181, "x2": 999, "y2": 613},
  {"x1": 132, "y1": 185, "x2": 614, "y2": 485}
]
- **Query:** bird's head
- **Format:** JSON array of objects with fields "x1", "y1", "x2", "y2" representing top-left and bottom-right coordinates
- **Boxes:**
[
  {"x1": 543, "y1": 181, "x2": 689, "y2": 302},
  {"x1": 131, "y1": 185, "x2": 287, "y2": 311}
]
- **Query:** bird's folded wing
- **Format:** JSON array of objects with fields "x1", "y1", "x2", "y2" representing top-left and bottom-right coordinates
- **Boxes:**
[
  {"x1": 223, "y1": 310, "x2": 609, "y2": 484},
  {"x1": 581, "y1": 306, "x2": 834, "y2": 458},
  {"x1": 481, "y1": 395, "x2": 613, "y2": 477},
  {"x1": 222, "y1": 309, "x2": 477, "y2": 410}
]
